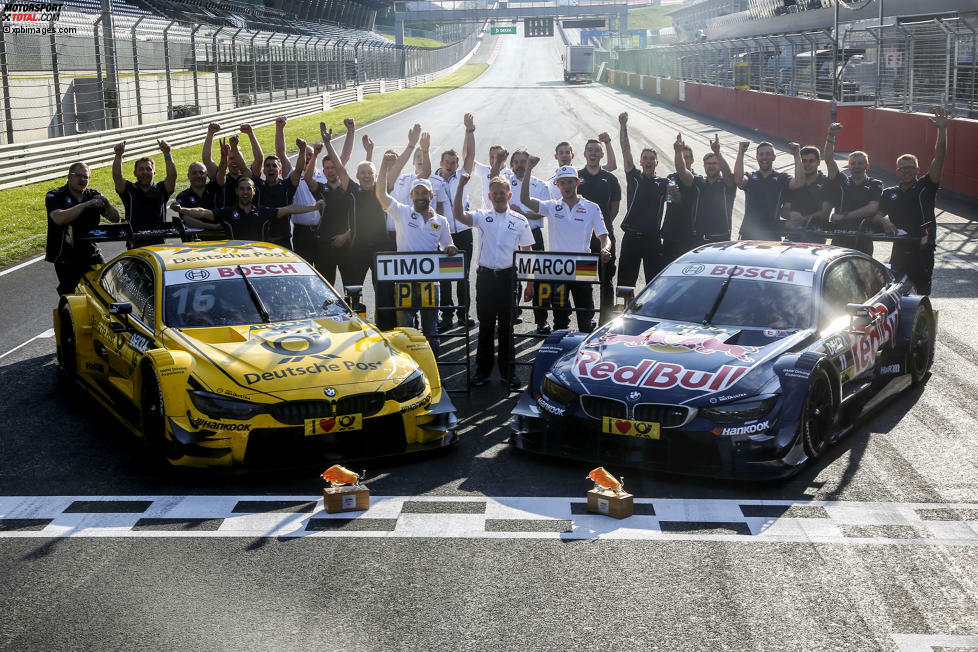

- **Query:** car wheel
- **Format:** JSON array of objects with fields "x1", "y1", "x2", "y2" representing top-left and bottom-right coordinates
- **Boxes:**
[
  {"x1": 141, "y1": 370, "x2": 179, "y2": 460},
  {"x1": 801, "y1": 367, "x2": 833, "y2": 460},
  {"x1": 56, "y1": 304, "x2": 78, "y2": 381},
  {"x1": 908, "y1": 306, "x2": 935, "y2": 386}
]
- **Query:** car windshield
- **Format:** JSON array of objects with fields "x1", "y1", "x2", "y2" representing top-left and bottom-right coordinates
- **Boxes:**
[
  {"x1": 629, "y1": 264, "x2": 814, "y2": 330},
  {"x1": 163, "y1": 263, "x2": 349, "y2": 328}
]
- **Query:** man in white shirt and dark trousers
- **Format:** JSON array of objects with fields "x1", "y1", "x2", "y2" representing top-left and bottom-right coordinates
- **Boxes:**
[
  {"x1": 520, "y1": 158, "x2": 613, "y2": 333},
  {"x1": 454, "y1": 171, "x2": 535, "y2": 390},
  {"x1": 376, "y1": 151, "x2": 458, "y2": 356},
  {"x1": 437, "y1": 144, "x2": 475, "y2": 332}
]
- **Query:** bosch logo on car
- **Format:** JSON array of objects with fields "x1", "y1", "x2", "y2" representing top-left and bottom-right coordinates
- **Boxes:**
[{"x1": 185, "y1": 269, "x2": 210, "y2": 281}]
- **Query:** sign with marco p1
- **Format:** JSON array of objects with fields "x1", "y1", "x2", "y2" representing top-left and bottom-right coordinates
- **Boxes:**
[
  {"x1": 514, "y1": 251, "x2": 600, "y2": 282},
  {"x1": 375, "y1": 253, "x2": 465, "y2": 281},
  {"x1": 491, "y1": 26, "x2": 517, "y2": 35}
]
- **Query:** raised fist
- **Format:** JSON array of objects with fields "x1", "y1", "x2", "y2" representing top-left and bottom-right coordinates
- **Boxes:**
[
  {"x1": 343, "y1": 118, "x2": 355, "y2": 131},
  {"x1": 828, "y1": 122, "x2": 844, "y2": 137},
  {"x1": 296, "y1": 138, "x2": 307, "y2": 151},
  {"x1": 207, "y1": 123, "x2": 221, "y2": 134},
  {"x1": 458, "y1": 172, "x2": 471, "y2": 185},
  {"x1": 738, "y1": 141, "x2": 750, "y2": 153},
  {"x1": 229, "y1": 135, "x2": 240, "y2": 148},
  {"x1": 673, "y1": 133, "x2": 684, "y2": 151},
  {"x1": 494, "y1": 148, "x2": 508, "y2": 166},
  {"x1": 114, "y1": 141, "x2": 126, "y2": 155},
  {"x1": 275, "y1": 116, "x2": 287, "y2": 129},
  {"x1": 788, "y1": 142, "x2": 800, "y2": 155},
  {"x1": 383, "y1": 150, "x2": 398, "y2": 165},
  {"x1": 313, "y1": 142, "x2": 324, "y2": 155},
  {"x1": 598, "y1": 132, "x2": 611, "y2": 144},
  {"x1": 618, "y1": 112, "x2": 628, "y2": 126},
  {"x1": 239, "y1": 124, "x2": 253, "y2": 135},
  {"x1": 527, "y1": 155, "x2": 540, "y2": 169}
]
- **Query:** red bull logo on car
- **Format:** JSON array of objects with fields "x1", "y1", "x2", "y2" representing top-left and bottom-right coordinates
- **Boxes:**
[
  {"x1": 573, "y1": 350, "x2": 750, "y2": 392},
  {"x1": 585, "y1": 328, "x2": 760, "y2": 363}
]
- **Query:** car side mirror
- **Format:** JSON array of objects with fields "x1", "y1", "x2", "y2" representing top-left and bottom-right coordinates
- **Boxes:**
[
  {"x1": 343, "y1": 285, "x2": 365, "y2": 318},
  {"x1": 846, "y1": 303, "x2": 876, "y2": 332},
  {"x1": 109, "y1": 302, "x2": 135, "y2": 333},
  {"x1": 109, "y1": 302, "x2": 133, "y2": 315},
  {"x1": 614, "y1": 285, "x2": 635, "y2": 313}
]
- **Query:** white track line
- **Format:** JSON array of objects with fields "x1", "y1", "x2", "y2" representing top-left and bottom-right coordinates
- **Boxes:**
[
  {"x1": 0, "y1": 255, "x2": 43, "y2": 277},
  {"x1": 0, "y1": 328, "x2": 53, "y2": 361}
]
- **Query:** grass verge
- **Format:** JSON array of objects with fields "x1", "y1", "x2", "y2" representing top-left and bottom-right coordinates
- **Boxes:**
[
  {"x1": 378, "y1": 33, "x2": 446, "y2": 48},
  {"x1": 0, "y1": 63, "x2": 487, "y2": 268},
  {"x1": 627, "y1": 5, "x2": 673, "y2": 31}
]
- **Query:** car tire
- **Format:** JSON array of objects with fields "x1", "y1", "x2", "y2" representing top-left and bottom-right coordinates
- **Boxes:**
[
  {"x1": 908, "y1": 306, "x2": 936, "y2": 386},
  {"x1": 56, "y1": 303, "x2": 78, "y2": 381},
  {"x1": 141, "y1": 370, "x2": 179, "y2": 461},
  {"x1": 800, "y1": 366, "x2": 834, "y2": 460}
]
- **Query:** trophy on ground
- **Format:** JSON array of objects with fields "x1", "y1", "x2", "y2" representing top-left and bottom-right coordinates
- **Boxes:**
[
  {"x1": 586, "y1": 466, "x2": 634, "y2": 519},
  {"x1": 321, "y1": 464, "x2": 370, "y2": 513}
]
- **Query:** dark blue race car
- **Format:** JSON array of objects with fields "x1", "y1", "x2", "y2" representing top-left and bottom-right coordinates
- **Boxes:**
[{"x1": 511, "y1": 241, "x2": 937, "y2": 479}]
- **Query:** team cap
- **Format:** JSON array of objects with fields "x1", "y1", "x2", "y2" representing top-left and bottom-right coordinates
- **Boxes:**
[
  {"x1": 553, "y1": 166, "x2": 579, "y2": 182},
  {"x1": 411, "y1": 178, "x2": 433, "y2": 192}
]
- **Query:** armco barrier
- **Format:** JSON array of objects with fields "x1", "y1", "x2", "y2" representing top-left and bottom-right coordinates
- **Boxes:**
[{"x1": 602, "y1": 68, "x2": 978, "y2": 201}]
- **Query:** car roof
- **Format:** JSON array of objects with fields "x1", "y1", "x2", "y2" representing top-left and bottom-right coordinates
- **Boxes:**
[
  {"x1": 678, "y1": 241, "x2": 851, "y2": 274},
  {"x1": 140, "y1": 241, "x2": 305, "y2": 271}
]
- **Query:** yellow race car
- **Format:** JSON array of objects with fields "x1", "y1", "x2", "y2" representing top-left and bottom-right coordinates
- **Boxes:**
[{"x1": 54, "y1": 239, "x2": 457, "y2": 469}]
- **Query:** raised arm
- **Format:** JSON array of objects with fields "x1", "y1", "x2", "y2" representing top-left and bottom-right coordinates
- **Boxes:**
[
  {"x1": 112, "y1": 140, "x2": 127, "y2": 194},
  {"x1": 823, "y1": 123, "x2": 842, "y2": 180},
  {"x1": 288, "y1": 138, "x2": 307, "y2": 188},
  {"x1": 452, "y1": 173, "x2": 475, "y2": 227},
  {"x1": 362, "y1": 134, "x2": 374, "y2": 162},
  {"x1": 419, "y1": 132, "x2": 432, "y2": 179},
  {"x1": 599, "y1": 131, "x2": 617, "y2": 172},
  {"x1": 321, "y1": 123, "x2": 349, "y2": 191},
  {"x1": 202, "y1": 123, "x2": 220, "y2": 178},
  {"x1": 159, "y1": 139, "x2": 177, "y2": 194},
  {"x1": 375, "y1": 150, "x2": 397, "y2": 211},
  {"x1": 462, "y1": 113, "x2": 475, "y2": 174},
  {"x1": 734, "y1": 141, "x2": 749, "y2": 189},
  {"x1": 787, "y1": 142, "x2": 805, "y2": 189},
  {"x1": 274, "y1": 116, "x2": 292, "y2": 178},
  {"x1": 674, "y1": 133, "x2": 694, "y2": 187},
  {"x1": 229, "y1": 135, "x2": 251, "y2": 180},
  {"x1": 387, "y1": 123, "x2": 421, "y2": 189},
  {"x1": 240, "y1": 124, "x2": 262, "y2": 179},
  {"x1": 305, "y1": 142, "x2": 324, "y2": 193},
  {"x1": 340, "y1": 118, "x2": 356, "y2": 166},
  {"x1": 618, "y1": 112, "x2": 634, "y2": 173},
  {"x1": 927, "y1": 106, "x2": 949, "y2": 185},
  {"x1": 712, "y1": 135, "x2": 736, "y2": 188},
  {"x1": 521, "y1": 155, "x2": 542, "y2": 214},
  {"x1": 216, "y1": 139, "x2": 229, "y2": 188}
]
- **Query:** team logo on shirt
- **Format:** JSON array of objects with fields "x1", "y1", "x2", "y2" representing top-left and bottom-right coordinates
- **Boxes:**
[
  {"x1": 890, "y1": 192, "x2": 899, "y2": 199},
  {"x1": 555, "y1": 205, "x2": 563, "y2": 211},
  {"x1": 507, "y1": 221, "x2": 518, "y2": 231},
  {"x1": 486, "y1": 216, "x2": 493, "y2": 223},
  {"x1": 431, "y1": 222, "x2": 441, "y2": 230}
]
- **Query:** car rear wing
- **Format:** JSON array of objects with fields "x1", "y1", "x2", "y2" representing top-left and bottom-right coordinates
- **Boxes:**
[
  {"x1": 776, "y1": 218, "x2": 924, "y2": 244},
  {"x1": 70, "y1": 219, "x2": 205, "y2": 246}
]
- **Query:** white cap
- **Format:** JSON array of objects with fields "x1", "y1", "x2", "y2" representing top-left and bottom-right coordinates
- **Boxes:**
[
  {"x1": 553, "y1": 166, "x2": 579, "y2": 183},
  {"x1": 411, "y1": 178, "x2": 433, "y2": 192}
]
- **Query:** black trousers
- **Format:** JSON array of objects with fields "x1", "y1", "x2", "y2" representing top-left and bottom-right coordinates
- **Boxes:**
[
  {"x1": 618, "y1": 230, "x2": 662, "y2": 290},
  {"x1": 476, "y1": 267, "x2": 516, "y2": 378},
  {"x1": 891, "y1": 243, "x2": 934, "y2": 295},
  {"x1": 293, "y1": 224, "x2": 319, "y2": 267},
  {"x1": 54, "y1": 250, "x2": 104, "y2": 296},
  {"x1": 440, "y1": 228, "x2": 473, "y2": 322},
  {"x1": 347, "y1": 239, "x2": 396, "y2": 330},
  {"x1": 530, "y1": 227, "x2": 548, "y2": 327},
  {"x1": 661, "y1": 236, "x2": 700, "y2": 266},
  {"x1": 553, "y1": 281, "x2": 595, "y2": 332},
  {"x1": 590, "y1": 232, "x2": 616, "y2": 324}
]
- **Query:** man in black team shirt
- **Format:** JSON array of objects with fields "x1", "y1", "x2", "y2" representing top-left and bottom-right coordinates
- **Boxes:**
[
  {"x1": 734, "y1": 140, "x2": 805, "y2": 241},
  {"x1": 176, "y1": 158, "x2": 225, "y2": 212},
  {"x1": 676, "y1": 135, "x2": 737, "y2": 245},
  {"x1": 577, "y1": 136, "x2": 621, "y2": 325},
  {"x1": 781, "y1": 145, "x2": 834, "y2": 242},
  {"x1": 230, "y1": 135, "x2": 305, "y2": 250},
  {"x1": 662, "y1": 136, "x2": 698, "y2": 264},
  {"x1": 875, "y1": 106, "x2": 950, "y2": 296},
  {"x1": 46, "y1": 162, "x2": 121, "y2": 295},
  {"x1": 112, "y1": 138, "x2": 177, "y2": 246},
  {"x1": 171, "y1": 149, "x2": 323, "y2": 242},
  {"x1": 201, "y1": 123, "x2": 262, "y2": 209},
  {"x1": 616, "y1": 112, "x2": 668, "y2": 292},
  {"x1": 822, "y1": 122, "x2": 884, "y2": 255},
  {"x1": 305, "y1": 122, "x2": 354, "y2": 286}
]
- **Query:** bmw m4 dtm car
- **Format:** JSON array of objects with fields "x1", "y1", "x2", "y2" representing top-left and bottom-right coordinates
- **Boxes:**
[{"x1": 511, "y1": 241, "x2": 936, "y2": 479}]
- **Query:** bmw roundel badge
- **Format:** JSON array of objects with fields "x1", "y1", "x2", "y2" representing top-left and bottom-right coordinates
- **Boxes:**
[
  {"x1": 628, "y1": 391, "x2": 641, "y2": 401},
  {"x1": 324, "y1": 387, "x2": 337, "y2": 397}
]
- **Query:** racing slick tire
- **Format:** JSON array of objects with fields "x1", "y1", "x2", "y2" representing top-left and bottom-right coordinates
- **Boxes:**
[
  {"x1": 908, "y1": 305, "x2": 936, "y2": 387},
  {"x1": 56, "y1": 303, "x2": 78, "y2": 382},
  {"x1": 800, "y1": 366, "x2": 834, "y2": 460},
  {"x1": 140, "y1": 368, "x2": 180, "y2": 461}
]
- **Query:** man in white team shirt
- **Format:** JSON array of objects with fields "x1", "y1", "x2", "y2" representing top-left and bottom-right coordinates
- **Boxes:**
[
  {"x1": 376, "y1": 151, "x2": 457, "y2": 356},
  {"x1": 508, "y1": 148, "x2": 552, "y2": 334},
  {"x1": 435, "y1": 147, "x2": 474, "y2": 331},
  {"x1": 453, "y1": 170, "x2": 534, "y2": 390},
  {"x1": 462, "y1": 113, "x2": 515, "y2": 209},
  {"x1": 521, "y1": 158, "x2": 612, "y2": 333}
]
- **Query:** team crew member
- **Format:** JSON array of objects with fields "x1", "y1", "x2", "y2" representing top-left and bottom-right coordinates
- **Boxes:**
[
  {"x1": 678, "y1": 134, "x2": 737, "y2": 244},
  {"x1": 305, "y1": 123, "x2": 355, "y2": 286},
  {"x1": 662, "y1": 137, "x2": 698, "y2": 264},
  {"x1": 521, "y1": 157, "x2": 612, "y2": 333},
  {"x1": 176, "y1": 155, "x2": 225, "y2": 212},
  {"x1": 112, "y1": 138, "x2": 177, "y2": 245},
  {"x1": 453, "y1": 173, "x2": 535, "y2": 389},
  {"x1": 45, "y1": 162, "x2": 121, "y2": 295},
  {"x1": 577, "y1": 136, "x2": 621, "y2": 324},
  {"x1": 548, "y1": 141, "x2": 575, "y2": 200},
  {"x1": 508, "y1": 148, "x2": 552, "y2": 334},
  {"x1": 231, "y1": 131, "x2": 304, "y2": 250},
  {"x1": 435, "y1": 147, "x2": 474, "y2": 331},
  {"x1": 202, "y1": 123, "x2": 232, "y2": 208},
  {"x1": 218, "y1": 124, "x2": 262, "y2": 208},
  {"x1": 734, "y1": 141, "x2": 805, "y2": 240},
  {"x1": 876, "y1": 107, "x2": 950, "y2": 295},
  {"x1": 274, "y1": 116, "x2": 322, "y2": 264},
  {"x1": 616, "y1": 112, "x2": 668, "y2": 292},
  {"x1": 463, "y1": 113, "x2": 515, "y2": 209},
  {"x1": 346, "y1": 153, "x2": 396, "y2": 329},
  {"x1": 823, "y1": 122, "x2": 884, "y2": 255},
  {"x1": 376, "y1": 151, "x2": 458, "y2": 355},
  {"x1": 781, "y1": 145, "x2": 833, "y2": 242}
]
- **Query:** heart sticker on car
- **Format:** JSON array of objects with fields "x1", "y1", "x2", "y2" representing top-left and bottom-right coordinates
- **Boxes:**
[
  {"x1": 615, "y1": 420, "x2": 630, "y2": 434},
  {"x1": 319, "y1": 418, "x2": 336, "y2": 432}
]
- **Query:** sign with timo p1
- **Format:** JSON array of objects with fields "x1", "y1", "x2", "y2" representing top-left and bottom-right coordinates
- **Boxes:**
[{"x1": 375, "y1": 253, "x2": 465, "y2": 281}]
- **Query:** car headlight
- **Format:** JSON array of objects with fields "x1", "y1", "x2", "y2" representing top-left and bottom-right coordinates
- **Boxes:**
[
  {"x1": 387, "y1": 369, "x2": 427, "y2": 403},
  {"x1": 542, "y1": 375, "x2": 579, "y2": 405},
  {"x1": 189, "y1": 390, "x2": 266, "y2": 420},
  {"x1": 699, "y1": 395, "x2": 778, "y2": 424}
]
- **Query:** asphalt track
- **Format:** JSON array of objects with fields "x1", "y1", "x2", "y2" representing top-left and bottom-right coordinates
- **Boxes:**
[{"x1": 1, "y1": 27, "x2": 977, "y2": 651}]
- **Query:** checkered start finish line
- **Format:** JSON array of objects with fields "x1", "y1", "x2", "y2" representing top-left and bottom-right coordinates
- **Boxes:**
[{"x1": 1, "y1": 496, "x2": 976, "y2": 545}]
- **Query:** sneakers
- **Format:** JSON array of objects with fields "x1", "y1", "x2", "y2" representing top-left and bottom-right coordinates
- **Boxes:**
[
  {"x1": 504, "y1": 375, "x2": 522, "y2": 391},
  {"x1": 438, "y1": 316, "x2": 454, "y2": 331},
  {"x1": 535, "y1": 323, "x2": 552, "y2": 335},
  {"x1": 470, "y1": 374, "x2": 489, "y2": 387}
]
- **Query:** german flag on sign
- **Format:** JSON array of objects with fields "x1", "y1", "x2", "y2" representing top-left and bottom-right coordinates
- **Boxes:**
[
  {"x1": 440, "y1": 257, "x2": 463, "y2": 274},
  {"x1": 575, "y1": 259, "x2": 598, "y2": 278}
]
